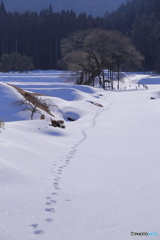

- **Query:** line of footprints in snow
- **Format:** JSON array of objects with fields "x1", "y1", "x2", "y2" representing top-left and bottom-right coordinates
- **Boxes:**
[
  {"x1": 30, "y1": 130, "x2": 88, "y2": 235},
  {"x1": 30, "y1": 94, "x2": 105, "y2": 236}
]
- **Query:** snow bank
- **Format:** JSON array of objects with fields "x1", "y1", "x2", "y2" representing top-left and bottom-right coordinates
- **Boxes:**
[{"x1": 0, "y1": 71, "x2": 160, "y2": 240}]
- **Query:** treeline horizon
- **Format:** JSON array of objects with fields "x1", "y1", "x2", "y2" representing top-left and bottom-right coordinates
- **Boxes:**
[
  {"x1": 0, "y1": 0, "x2": 160, "y2": 72},
  {"x1": 0, "y1": 2, "x2": 106, "y2": 70},
  {"x1": 105, "y1": 0, "x2": 160, "y2": 72}
]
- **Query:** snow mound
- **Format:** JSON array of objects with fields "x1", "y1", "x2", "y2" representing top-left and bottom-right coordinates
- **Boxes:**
[{"x1": 0, "y1": 82, "x2": 31, "y2": 122}]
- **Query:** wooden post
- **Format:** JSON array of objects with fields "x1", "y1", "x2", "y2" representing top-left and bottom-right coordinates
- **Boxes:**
[{"x1": 117, "y1": 62, "x2": 120, "y2": 89}]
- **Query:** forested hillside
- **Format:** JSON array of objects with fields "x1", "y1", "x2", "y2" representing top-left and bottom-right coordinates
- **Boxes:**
[
  {"x1": 3, "y1": 0, "x2": 126, "y2": 17},
  {"x1": 0, "y1": 2, "x2": 106, "y2": 70},
  {"x1": 105, "y1": 0, "x2": 160, "y2": 71},
  {"x1": 0, "y1": 0, "x2": 160, "y2": 72}
]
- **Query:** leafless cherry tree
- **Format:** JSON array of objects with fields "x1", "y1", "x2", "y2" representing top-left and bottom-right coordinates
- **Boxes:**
[{"x1": 60, "y1": 29, "x2": 144, "y2": 88}]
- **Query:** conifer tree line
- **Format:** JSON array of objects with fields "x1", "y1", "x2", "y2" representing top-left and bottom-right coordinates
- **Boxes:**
[
  {"x1": 0, "y1": 0, "x2": 160, "y2": 71},
  {"x1": 104, "y1": 0, "x2": 160, "y2": 72},
  {"x1": 0, "y1": 2, "x2": 105, "y2": 70}
]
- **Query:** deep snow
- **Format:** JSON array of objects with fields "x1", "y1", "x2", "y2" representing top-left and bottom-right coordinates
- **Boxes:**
[{"x1": 0, "y1": 71, "x2": 160, "y2": 240}]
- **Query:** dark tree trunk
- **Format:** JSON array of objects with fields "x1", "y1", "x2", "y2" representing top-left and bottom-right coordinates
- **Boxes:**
[{"x1": 84, "y1": 70, "x2": 101, "y2": 86}]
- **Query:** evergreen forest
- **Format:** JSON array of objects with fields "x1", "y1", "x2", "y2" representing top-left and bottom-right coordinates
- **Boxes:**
[{"x1": 0, "y1": 0, "x2": 160, "y2": 72}]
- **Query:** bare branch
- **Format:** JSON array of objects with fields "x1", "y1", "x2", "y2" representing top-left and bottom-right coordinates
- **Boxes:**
[
  {"x1": 60, "y1": 29, "x2": 144, "y2": 87},
  {"x1": 11, "y1": 95, "x2": 57, "y2": 120}
]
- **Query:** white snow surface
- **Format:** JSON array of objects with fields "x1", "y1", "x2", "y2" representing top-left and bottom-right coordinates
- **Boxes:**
[{"x1": 0, "y1": 71, "x2": 160, "y2": 240}]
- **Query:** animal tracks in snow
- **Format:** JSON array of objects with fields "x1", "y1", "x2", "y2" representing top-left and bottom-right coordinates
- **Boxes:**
[
  {"x1": 45, "y1": 208, "x2": 55, "y2": 213},
  {"x1": 30, "y1": 224, "x2": 38, "y2": 229},
  {"x1": 29, "y1": 92, "x2": 112, "y2": 236},
  {"x1": 45, "y1": 218, "x2": 54, "y2": 223},
  {"x1": 34, "y1": 229, "x2": 44, "y2": 235},
  {"x1": 30, "y1": 224, "x2": 44, "y2": 235}
]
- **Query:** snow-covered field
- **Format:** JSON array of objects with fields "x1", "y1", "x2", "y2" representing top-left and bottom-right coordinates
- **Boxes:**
[{"x1": 0, "y1": 71, "x2": 160, "y2": 240}]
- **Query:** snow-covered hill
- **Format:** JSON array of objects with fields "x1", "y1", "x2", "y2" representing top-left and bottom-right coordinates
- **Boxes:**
[{"x1": 0, "y1": 71, "x2": 160, "y2": 240}]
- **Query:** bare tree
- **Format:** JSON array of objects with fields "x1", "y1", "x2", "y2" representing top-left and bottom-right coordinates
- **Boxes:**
[
  {"x1": 60, "y1": 29, "x2": 144, "y2": 88},
  {"x1": 12, "y1": 94, "x2": 55, "y2": 120}
]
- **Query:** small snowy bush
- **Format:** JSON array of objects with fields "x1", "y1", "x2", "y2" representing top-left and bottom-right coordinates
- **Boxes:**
[{"x1": 0, "y1": 119, "x2": 5, "y2": 133}]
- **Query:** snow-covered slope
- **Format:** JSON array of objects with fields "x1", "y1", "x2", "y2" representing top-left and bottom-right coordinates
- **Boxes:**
[{"x1": 0, "y1": 71, "x2": 160, "y2": 240}]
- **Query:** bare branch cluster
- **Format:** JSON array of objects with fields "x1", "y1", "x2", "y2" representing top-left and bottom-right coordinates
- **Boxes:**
[
  {"x1": 60, "y1": 29, "x2": 144, "y2": 87},
  {"x1": 12, "y1": 94, "x2": 56, "y2": 120}
]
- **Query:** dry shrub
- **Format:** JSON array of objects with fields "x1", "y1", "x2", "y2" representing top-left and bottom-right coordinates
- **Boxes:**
[
  {"x1": 0, "y1": 119, "x2": 5, "y2": 133},
  {"x1": 50, "y1": 119, "x2": 66, "y2": 129},
  {"x1": 12, "y1": 95, "x2": 56, "y2": 120},
  {"x1": 23, "y1": 93, "x2": 55, "y2": 116},
  {"x1": 8, "y1": 84, "x2": 56, "y2": 118}
]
